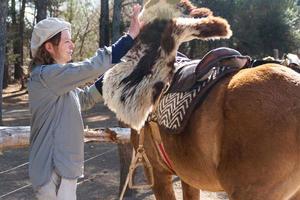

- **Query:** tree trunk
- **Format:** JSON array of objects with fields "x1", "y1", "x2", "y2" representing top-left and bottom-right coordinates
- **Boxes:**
[
  {"x1": 112, "y1": 0, "x2": 122, "y2": 43},
  {"x1": 0, "y1": 0, "x2": 8, "y2": 125},
  {"x1": 99, "y1": 0, "x2": 110, "y2": 47},
  {"x1": 3, "y1": 65, "x2": 8, "y2": 89},
  {"x1": 36, "y1": 0, "x2": 48, "y2": 22},
  {"x1": 79, "y1": 21, "x2": 91, "y2": 57},
  {"x1": 3, "y1": 44, "x2": 9, "y2": 89},
  {"x1": 19, "y1": 0, "x2": 26, "y2": 90},
  {"x1": 67, "y1": 0, "x2": 74, "y2": 23},
  {"x1": 10, "y1": 0, "x2": 22, "y2": 82}
]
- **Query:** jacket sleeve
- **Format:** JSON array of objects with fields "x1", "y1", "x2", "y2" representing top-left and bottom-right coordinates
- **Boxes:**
[
  {"x1": 38, "y1": 35, "x2": 134, "y2": 97},
  {"x1": 112, "y1": 34, "x2": 134, "y2": 63},
  {"x1": 75, "y1": 85, "x2": 103, "y2": 111},
  {"x1": 39, "y1": 47, "x2": 112, "y2": 96}
]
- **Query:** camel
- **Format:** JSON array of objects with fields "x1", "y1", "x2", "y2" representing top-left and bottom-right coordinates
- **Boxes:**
[{"x1": 101, "y1": 9, "x2": 300, "y2": 200}]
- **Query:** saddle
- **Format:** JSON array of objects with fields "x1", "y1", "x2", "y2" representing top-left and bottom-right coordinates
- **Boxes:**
[
  {"x1": 169, "y1": 47, "x2": 251, "y2": 92},
  {"x1": 150, "y1": 47, "x2": 251, "y2": 134}
]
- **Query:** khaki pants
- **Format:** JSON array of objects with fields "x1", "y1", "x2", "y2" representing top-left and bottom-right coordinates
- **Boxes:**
[{"x1": 36, "y1": 171, "x2": 77, "y2": 200}]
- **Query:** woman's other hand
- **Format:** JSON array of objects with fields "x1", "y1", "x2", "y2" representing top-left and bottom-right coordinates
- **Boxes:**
[{"x1": 128, "y1": 4, "x2": 143, "y2": 39}]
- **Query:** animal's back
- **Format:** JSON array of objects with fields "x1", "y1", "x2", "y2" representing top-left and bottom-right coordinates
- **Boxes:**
[{"x1": 218, "y1": 64, "x2": 300, "y2": 199}]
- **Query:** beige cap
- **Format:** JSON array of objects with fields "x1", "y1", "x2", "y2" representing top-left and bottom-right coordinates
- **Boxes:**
[{"x1": 31, "y1": 17, "x2": 71, "y2": 57}]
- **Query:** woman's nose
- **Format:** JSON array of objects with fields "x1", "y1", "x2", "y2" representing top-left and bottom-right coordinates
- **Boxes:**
[{"x1": 70, "y1": 42, "x2": 75, "y2": 50}]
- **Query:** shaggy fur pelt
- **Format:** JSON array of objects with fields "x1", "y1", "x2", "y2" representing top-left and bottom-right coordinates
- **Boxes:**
[
  {"x1": 102, "y1": 16, "x2": 232, "y2": 131},
  {"x1": 139, "y1": 0, "x2": 214, "y2": 23},
  {"x1": 177, "y1": 0, "x2": 213, "y2": 18},
  {"x1": 139, "y1": 0, "x2": 181, "y2": 23}
]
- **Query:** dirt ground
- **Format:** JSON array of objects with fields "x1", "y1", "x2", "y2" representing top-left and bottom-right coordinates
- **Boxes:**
[{"x1": 0, "y1": 83, "x2": 228, "y2": 200}]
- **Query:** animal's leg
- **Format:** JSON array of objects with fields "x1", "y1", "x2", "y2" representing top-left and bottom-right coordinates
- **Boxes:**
[
  {"x1": 181, "y1": 180, "x2": 200, "y2": 200},
  {"x1": 148, "y1": 169, "x2": 177, "y2": 200}
]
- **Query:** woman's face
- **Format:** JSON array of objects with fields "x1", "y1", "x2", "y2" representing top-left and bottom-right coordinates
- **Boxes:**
[{"x1": 49, "y1": 30, "x2": 75, "y2": 64}]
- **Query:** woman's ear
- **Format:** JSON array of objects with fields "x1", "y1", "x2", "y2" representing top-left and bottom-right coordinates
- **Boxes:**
[{"x1": 44, "y1": 42, "x2": 55, "y2": 55}]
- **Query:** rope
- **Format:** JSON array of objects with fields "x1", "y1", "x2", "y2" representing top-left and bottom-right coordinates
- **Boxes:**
[
  {"x1": 119, "y1": 148, "x2": 135, "y2": 200},
  {"x1": 84, "y1": 147, "x2": 117, "y2": 163},
  {"x1": 0, "y1": 162, "x2": 28, "y2": 175},
  {"x1": 0, "y1": 147, "x2": 117, "y2": 198},
  {"x1": 0, "y1": 184, "x2": 31, "y2": 199}
]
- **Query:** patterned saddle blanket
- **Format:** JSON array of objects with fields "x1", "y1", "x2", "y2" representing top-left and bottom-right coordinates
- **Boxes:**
[{"x1": 150, "y1": 47, "x2": 251, "y2": 134}]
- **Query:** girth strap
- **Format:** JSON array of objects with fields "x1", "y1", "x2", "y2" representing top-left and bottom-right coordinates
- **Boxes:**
[{"x1": 149, "y1": 121, "x2": 175, "y2": 174}]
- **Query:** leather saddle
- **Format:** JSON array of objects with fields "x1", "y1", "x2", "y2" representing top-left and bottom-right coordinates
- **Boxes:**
[
  {"x1": 168, "y1": 47, "x2": 251, "y2": 93},
  {"x1": 151, "y1": 47, "x2": 252, "y2": 133}
]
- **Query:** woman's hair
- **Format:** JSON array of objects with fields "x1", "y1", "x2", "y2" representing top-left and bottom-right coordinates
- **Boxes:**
[{"x1": 30, "y1": 32, "x2": 62, "y2": 71}]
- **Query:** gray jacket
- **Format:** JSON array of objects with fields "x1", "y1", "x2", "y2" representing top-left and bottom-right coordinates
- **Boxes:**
[{"x1": 28, "y1": 47, "x2": 111, "y2": 189}]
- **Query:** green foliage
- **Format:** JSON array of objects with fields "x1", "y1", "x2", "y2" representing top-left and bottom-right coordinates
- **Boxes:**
[
  {"x1": 59, "y1": 0, "x2": 101, "y2": 60},
  {"x1": 5, "y1": 0, "x2": 300, "y2": 68},
  {"x1": 188, "y1": 0, "x2": 300, "y2": 58}
]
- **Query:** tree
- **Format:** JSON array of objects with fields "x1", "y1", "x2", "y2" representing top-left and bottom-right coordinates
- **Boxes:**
[
  {"x1": 189, "y1": 0, "x2": 300, "y2": 58},
  {"x1": 36, "y1": 0, "x2": 48, "y2": 22},
  {"x1": 99, "y1": 0, "x2": 110, "y2": 47},
  {"x1": 48, "y1": 0, "x2": 65, "y2": 17},
  {"x1": 11, "y1": 0, "x2": 24, "y2": 84},
  {"x1": 0, "y1": 0, "x2": 8, "y2": 124},
  {"x1": 61, "y1": 0, "x2": 100, "y2": 60},
  {"x1": 19, "y1": 0, "x2": 26, "y2": 90},
  {"x1": 112, "y1": 0, "x2": 122, "y2": 42}
]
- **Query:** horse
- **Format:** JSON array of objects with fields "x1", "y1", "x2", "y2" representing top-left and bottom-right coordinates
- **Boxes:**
[
  {"x1": 101, "y1": 13, "x2": 300, "y2": 200},
  {"x1": 104, "y1": 12, "x2": 231, "y2": 199}
]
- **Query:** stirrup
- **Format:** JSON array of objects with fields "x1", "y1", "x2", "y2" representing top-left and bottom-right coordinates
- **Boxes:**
[{"x1": 128, "y1": 146, "x2": 154, "y2": 189}]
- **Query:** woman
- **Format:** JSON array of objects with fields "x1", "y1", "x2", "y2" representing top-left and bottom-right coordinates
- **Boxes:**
[{"x1": 28, "y1": 5, "x2": 142, "y2": 200}]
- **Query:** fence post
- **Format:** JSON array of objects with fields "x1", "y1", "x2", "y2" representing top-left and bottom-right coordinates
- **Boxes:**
[{"x1": 273, "y1": 49, "x2": 279, "y2": 60}]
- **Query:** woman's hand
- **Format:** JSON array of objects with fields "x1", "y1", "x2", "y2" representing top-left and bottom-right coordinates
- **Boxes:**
[{"x1": 128, "y1": 4, "x2": 143, "y2": 39}]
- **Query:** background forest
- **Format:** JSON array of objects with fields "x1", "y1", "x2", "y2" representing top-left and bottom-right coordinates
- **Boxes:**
[{"x1": 0, "y1": 0, "x2": 299, "y2": 123}]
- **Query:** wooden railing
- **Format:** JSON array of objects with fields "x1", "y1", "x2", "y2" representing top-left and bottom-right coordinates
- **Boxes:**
[{"x1": 0, "y1": 126, "x2": 131, "y2": 151}]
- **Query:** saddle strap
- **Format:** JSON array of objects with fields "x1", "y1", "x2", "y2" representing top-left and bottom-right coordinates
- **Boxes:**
[{"x1": 149, "y1": 122, "x2": 175, "y2": 174}]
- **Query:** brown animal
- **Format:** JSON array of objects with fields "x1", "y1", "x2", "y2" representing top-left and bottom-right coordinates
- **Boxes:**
[
  {"x1": 103, "y1": 13, "x2": 231, "y2": 199},
  {"x1": 130, "y1": 62, "x2": 300, "y2": 200},
  {"x1": 102, "y1": 13, "x2": 300, "y2": 200}
]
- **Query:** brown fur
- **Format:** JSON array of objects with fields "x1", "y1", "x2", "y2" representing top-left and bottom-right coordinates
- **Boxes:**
[
  {"x1": 195, "y1": 16, "x2": 231, "y2": 39},
  {"x1": 131, "y1": 64, "x2": 300, "y2": 199},
  {"x1": 179, "y1": 0, "x2": 196, "y2": 11},
  {"x1": 178, "y1": 0, "x2": 213, "y2": 18}
]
